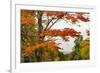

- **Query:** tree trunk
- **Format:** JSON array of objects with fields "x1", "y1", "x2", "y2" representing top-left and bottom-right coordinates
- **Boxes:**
[{"x1": 37, "y1": 11, "x2": 44, "y2": 42}]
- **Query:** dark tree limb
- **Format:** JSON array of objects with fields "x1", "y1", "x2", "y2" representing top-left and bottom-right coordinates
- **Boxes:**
[
  {"x1": 44, "y1": 18, "x2": 55, "y2": 31},
  {"x1": 47, "y1": 18, "x2": 60, "y2": 30}
]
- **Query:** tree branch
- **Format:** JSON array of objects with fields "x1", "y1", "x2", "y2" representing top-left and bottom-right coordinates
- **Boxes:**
[
  {"x1": 44, "y1": 18, "x2": 55, "y2": 31},
  {"x1": 47, "y1": 18, "x2": 60, "y2": 30}
]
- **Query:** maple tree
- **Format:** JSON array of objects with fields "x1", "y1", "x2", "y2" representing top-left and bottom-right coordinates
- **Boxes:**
[{"x1": 21, "y1": 10, "x2": 90, "y2": 62}]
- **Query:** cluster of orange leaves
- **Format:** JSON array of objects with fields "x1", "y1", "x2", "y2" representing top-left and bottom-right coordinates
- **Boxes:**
[
  {"x1": 21, "y1": 10, "x2": 35, "y2": 25},
  {"x1": 47, "y1": 11, "x2": 89, "y2": 23},
  {"x1": 24, "y1": 41, "x2": 59, "y2": 56},
  {"x1": 47, "y1": 11, "x2": 65, "y2": 18},
  {"x1": 42, "y1": 28, "x2": 80, "y2": 37},
  {"x1": 66, "y1": 13, "x2": 89, "y2": 23},
  {"x1": 21, "y1": 10, "x2": 89, "y2": 25}
]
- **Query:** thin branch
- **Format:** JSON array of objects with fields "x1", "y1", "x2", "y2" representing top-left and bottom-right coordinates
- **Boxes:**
[
  {"x1": 47, "y1": 18, "x2": 60, "y2": 30},
  {"x1": 44, "y1": 18, "x2": 55, "y2": 31}
]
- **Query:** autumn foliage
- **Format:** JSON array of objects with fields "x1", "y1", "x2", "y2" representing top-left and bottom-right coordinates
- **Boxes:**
[
  {"x1": 21, "y1": 10, "x2": 35, "y2": 25},
  {"x1": 43, "y1": 28, "x2": 79, "y2": 37},
  {"x1": 21, "y1": 10, "x2": 90, "y2": 62}
]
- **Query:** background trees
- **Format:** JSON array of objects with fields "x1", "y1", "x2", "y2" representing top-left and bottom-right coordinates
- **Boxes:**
[{"x1": 21, "y1": 10, "x2": 90, "y2": 62}]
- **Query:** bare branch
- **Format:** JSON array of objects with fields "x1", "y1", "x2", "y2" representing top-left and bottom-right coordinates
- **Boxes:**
[
  {"x1": 47, "y1": 18, "x2": 60, "y2": 30},
  {"x1": 44, "y1": 18, "x2": 55, "y2": 31}
]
